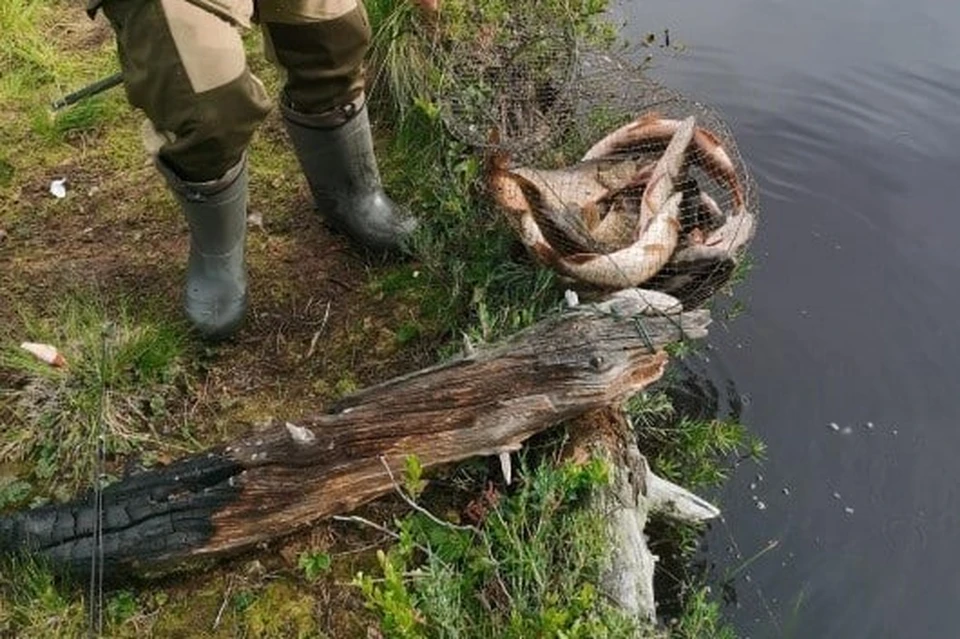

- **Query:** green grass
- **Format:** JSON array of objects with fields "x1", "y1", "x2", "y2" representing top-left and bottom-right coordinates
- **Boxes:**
[
  {"x1": 627, "y1": 389, "x2": 765, "y2": 492},
  {"x1": 354, "y1": 454, "x2": 656, "y2": 639},
  {"x1": 0, "y1": 555, "x2": 88, "y2": 638},
  {"x1": 0, "y1": 292, "x2": 197, "y2": 506},
  {"x1": 670, "y1": 586, "x2": 736, "y2": 639},
  {"x1": 626, "y1": 389, "x2": 763, "y2": 635},
  {"x1": 0, "y1": 0, "x2": 126, "y2": 164},
  {"x1": 0, "y1": 554, "x2": 322, "y2": 638}
]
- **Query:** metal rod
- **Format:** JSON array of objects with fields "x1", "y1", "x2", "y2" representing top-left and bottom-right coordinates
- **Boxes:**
[{"x1": 51, "y1": 72, "x2": 124, "y2": 111}]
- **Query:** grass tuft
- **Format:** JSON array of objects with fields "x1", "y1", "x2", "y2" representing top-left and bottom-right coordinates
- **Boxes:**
[
  {"x1": 629, "y1": 390, "x2": 764, "y2": 492},
  {"x1": 670, "y1": 585, "x2": 736, "y2": 639},
  {"x1": 0, "y1": 292, "x2": 197, "y2": 505},
  {"x1": 354, "y1": 454, "x2": 655, "y2": 638},
  {"x1": 0, "y1": 555, "x2": 87, "y2": 637}
]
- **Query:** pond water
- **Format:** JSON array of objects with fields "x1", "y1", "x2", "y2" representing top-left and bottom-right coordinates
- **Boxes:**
[{"x1": 610, "y1": 0, "x2": 960, "y2": 636}]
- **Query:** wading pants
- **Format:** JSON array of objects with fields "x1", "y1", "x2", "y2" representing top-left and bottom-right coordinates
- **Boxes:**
[{"x1": 88, "y1": 0, "x2": 373, "y2": 182}]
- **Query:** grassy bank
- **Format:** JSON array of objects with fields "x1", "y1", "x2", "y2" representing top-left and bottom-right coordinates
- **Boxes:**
[{"x1": 0, "y1": 0, "x2": 761, "y2": 636}]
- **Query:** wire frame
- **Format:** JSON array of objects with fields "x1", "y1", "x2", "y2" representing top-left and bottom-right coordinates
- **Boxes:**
[{"x1": 435, "y1": 36, "x2": 759, "y2": 311}]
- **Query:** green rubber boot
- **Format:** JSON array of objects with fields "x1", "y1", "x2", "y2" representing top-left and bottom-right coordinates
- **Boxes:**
[
  {"x1": 281, "y1": 95, "x2": 417, "y2": 253},
  {"x1": 158, "y1": 156, "x2": 249, "y2": 340}
]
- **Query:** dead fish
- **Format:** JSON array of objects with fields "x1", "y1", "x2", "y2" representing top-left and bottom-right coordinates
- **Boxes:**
[
  {"x1": 591, "y1": 192, "x2": 643, "y2": 252},
  {"x1": 587, "y1": 162, "x2": 655, "y2": 251},
  {"x1": 594, "y1": 159, "x2": 650, "y2": 191},
  {"x1": 581, "y1": 112, "x2": 677, "y2": 159},
  {"x1": 552, "y1": 192, "x2": 684, "y2": 289},
  {"x1": 698, "y1": 191, "x2": 726, "y2": 232},
  {"x1": 639, "y1": 116, "x2": 697, "y2": 233},
  {"x1": 672, "y1": 207, "x2": 756, "y2": 264},
  {"x1": 510, "y1": 173, "x2": 606, "y2": 255},
  {"x1": 509, "y1": 157, "x2": 646, "y2": 212},
  {"x1": 583, "y1": 112, "x2": 745, "y2": 211},
  {"x1": 487, "y1": 139, "x2": 650, "y2": 255}
]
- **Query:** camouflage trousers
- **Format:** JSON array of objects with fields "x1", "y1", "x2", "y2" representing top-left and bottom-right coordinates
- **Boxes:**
[{"x1": 88, "y1": 0, "x2": 373, "y2": 182}]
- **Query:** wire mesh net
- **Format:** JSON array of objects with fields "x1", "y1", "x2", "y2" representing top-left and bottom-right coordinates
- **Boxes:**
[{"x1": 432, "y1": 29, "x2": 759, "y2": 311}]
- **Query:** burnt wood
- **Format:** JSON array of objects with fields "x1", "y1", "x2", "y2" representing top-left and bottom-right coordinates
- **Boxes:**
[{"x1": 0, "y1": 299, "x2": 710, "y2": 576}]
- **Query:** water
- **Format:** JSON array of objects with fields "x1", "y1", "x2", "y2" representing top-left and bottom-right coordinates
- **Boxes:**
[{"x1": 610, "y1": 0, "x2": 960, "y2": 636}]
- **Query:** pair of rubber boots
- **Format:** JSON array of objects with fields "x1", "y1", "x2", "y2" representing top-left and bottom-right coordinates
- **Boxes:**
[{"x1": 159, "y1": 100, "x2": 416, "y2": 339}]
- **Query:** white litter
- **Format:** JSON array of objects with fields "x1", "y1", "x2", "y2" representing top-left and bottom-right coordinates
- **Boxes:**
[
  {"x1": 50, "y1": 178, "x2": 67, "y2": 199},
  {"x1": 20, "y1": 342, "x2": 67, "y2": 367}
]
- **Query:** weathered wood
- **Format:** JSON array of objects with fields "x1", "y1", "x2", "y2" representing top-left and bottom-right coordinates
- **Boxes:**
[
  {"x1": 561, "y1": 405, "x2": 720, "y2": 624},
  {"x1": 562, "y1": 407, "x2": 659, "y2": 621},
  {"x1": 0, "y1": 291, "x2": 710, "y2": 576}
]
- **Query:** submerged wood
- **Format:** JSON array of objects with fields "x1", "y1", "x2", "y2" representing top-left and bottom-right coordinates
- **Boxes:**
[{"x1": 0, "y1": 292, "x2": 711, "y2": 576}]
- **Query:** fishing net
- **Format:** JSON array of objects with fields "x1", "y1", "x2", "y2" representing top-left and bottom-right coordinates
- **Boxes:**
[{"x1": 426, "y1": 16, "x2": 760, "y2": 311}]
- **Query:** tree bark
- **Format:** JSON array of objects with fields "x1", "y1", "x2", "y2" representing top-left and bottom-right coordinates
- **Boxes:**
[{"x1": 0, "y1": 291, "x2": 710, "y2": 577}]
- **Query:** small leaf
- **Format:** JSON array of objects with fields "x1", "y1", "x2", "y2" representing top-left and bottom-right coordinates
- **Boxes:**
[
  {"x1": 403, "y1": 455, "x2": 426, "y2": 498},
  {"x1": 298, "y1": 550, "x2": 332, "y2": 582}
]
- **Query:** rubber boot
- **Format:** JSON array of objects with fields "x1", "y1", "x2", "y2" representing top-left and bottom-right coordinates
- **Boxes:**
[
  {"x1": 157, "y1": 156, "x2": 249, "y2": 340},
  {"x1": 281, "y1": 96, "x2": 417, "y2": 253}
]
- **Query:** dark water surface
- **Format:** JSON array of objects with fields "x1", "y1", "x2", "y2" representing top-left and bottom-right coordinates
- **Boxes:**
[{"x1": 610, "y1": 1, "x2": 960, "y2": 636}]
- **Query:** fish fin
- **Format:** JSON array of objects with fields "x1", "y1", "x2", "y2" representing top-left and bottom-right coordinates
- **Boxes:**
[
  {"x1": 485, "y1": 127, "x2": 510, "y2": 171},
  {"x1": 694, "y1": 126, "x2": 723, "y2": 149}
]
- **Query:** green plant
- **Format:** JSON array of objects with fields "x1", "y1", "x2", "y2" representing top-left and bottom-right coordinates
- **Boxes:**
[
  {"x1": 354, "y1": 455, "x2": 653, "y2": 638},
  {"x1": 628, "y1": 391, "x2": 764, "y2": 491},
  {"x1": 628, "y1": 389, "x2": 762, "y2": 634},
  {"x1": 0, "y1": 478, "x2": 32, "y2": 509},
  {"x1": 0, "y1": 555, "x2": 87, "y2": 637},
  {"x1": 105, "y1": 590, "x2": 139, "y2": 626},
  {"x1": 298, "y1": 550, "x2": 333, "y2": 583},
  {"x1": 670, "y1": 586, "x2": 736, "y2": 639}
]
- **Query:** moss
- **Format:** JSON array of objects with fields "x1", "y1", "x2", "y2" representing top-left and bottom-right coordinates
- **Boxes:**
[{"x1": 240, "y1": 580, "x2": 319, "y2": 638}]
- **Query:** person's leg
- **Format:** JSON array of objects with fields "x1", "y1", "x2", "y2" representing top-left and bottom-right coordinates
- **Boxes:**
[
  {"x1": 101, "y1": 0, "x2": 273, "y2": 338},
  {"x1": 258, "y1": 0, "x2": 417, "y2": 253}
]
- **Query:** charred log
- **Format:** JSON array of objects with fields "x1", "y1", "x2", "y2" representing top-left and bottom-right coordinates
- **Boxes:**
[{"x1": 0, "y1": 292, "x2": 710, "y2": 578}]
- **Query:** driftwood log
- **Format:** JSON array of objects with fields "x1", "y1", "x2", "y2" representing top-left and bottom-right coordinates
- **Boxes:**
[
  {"x1": 562, "y1": 406, "x2": 720, "y2": 623},
  {"x1": 0, "y1": 289, "x2": 711, "y2": 584}
]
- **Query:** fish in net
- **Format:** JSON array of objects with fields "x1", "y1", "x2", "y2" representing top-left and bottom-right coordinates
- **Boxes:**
[{"x1": 432, "y1": 30, "x2": 759, "y2": 311}]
